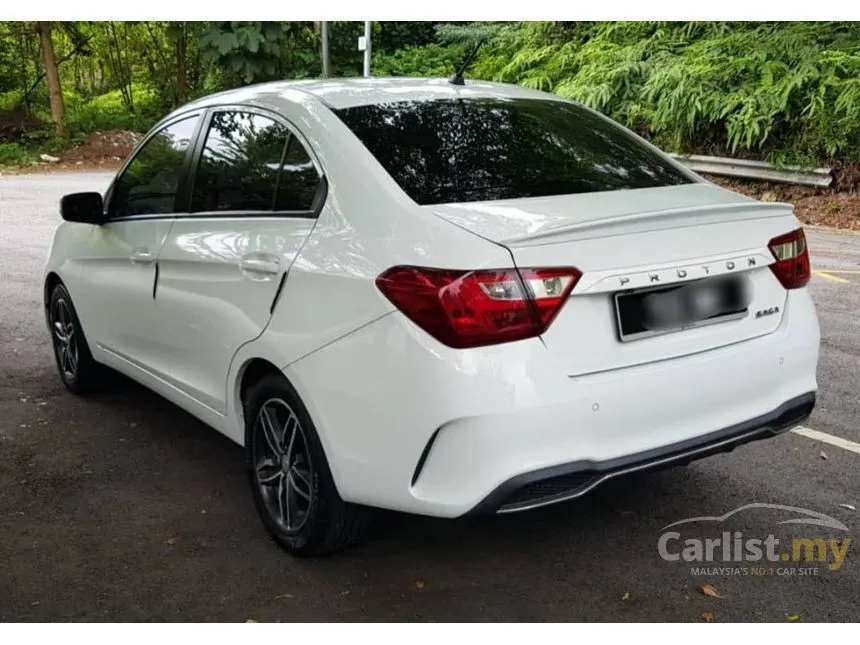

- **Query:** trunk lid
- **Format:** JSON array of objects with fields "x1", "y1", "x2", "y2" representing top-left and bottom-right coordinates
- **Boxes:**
[{"x1": 427, "y1": 183, "x2": 799, "y2": 376}]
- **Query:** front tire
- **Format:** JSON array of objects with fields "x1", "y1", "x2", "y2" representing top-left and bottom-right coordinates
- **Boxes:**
[
  {"x1": 48, "y1": 283, "x2": 102, "y2": 395},
  {"x1": 244, "y1": 373, "x2": 371, "y2": 556}
]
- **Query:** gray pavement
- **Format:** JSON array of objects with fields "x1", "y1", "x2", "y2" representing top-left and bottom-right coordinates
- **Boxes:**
[{"x1": 0, "y1": 171, "x2": 858, "y2": 622}]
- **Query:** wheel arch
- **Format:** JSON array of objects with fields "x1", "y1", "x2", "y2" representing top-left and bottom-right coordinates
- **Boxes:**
[
  {"x1": 43, "y1": 271, "x2": 66, "y2": 330},
  {"x1": 235, "y1": 358, "x2": 283, "y2": 438},
  {"x1": 230, "y1": 353, "x2": 347, "y2": 498},
  {"x1": 44, "y1": 271, "x2": 64, "y2": 306}
]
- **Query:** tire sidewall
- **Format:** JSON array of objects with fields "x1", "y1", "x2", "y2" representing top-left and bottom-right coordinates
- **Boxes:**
[
  {"x1": 244, "y1": 374, "x2": 335, "y2": 555},
  {"x1": 49, "y1": 284, "x2": 84, "y2": 390}
]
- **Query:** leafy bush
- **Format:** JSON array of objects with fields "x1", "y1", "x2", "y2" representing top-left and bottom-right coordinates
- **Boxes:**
[
  {"x1": 373, "y1": 44, "x2": 462, "y2": 78},
  {"x1": 199, "y1": 22, "x2": 320, "y2": 85},
  {"x1": 468, "y1": 21, "x2": 860, "y2": 166},
  {"x1": 65, "y1": 85, "x2": 160, "y2": 136},
  {"x1": 0, "y1": 89, "x2": 25, "y2": 113},
  {"x1": 0, "y1": 142, "x2": 31, "y2": 166}
]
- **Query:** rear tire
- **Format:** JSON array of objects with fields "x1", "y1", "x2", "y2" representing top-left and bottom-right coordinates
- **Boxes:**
[
  {"x1": 244, "y1": 372, "x2": 371, "y2": 556},
  {"x1": 48, "y1": 283, "x2": 103, "y2": 395}
]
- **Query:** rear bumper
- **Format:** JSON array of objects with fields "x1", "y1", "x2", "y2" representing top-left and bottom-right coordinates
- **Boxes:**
[
  {"x1": 286, "y1": 288, "x2": 820, "y2": 518},
  {"x1": 469, "y1": 391, "x2": 815, "y2": 515}
]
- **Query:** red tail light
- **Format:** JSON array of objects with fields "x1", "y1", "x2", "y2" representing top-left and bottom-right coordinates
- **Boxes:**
[
  {"x1": 768, "y1": 228, "x2": 810, "y2": 289},
  {"x1": 375, "y1": 266, "x2": 581, "y2": 348}
]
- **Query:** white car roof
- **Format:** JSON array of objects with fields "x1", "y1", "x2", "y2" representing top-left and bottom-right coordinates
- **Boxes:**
[{"x1": 180, "y1": 77, "x2": 568, "y2": 112}]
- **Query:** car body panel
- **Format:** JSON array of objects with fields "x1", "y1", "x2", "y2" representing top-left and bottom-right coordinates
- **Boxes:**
[
  {"x1": 50, "y1": 218, "x2": 177, "y2": 382},
  {"x1": 155, "y1": 215, "x2": 316, "y2": 413}
]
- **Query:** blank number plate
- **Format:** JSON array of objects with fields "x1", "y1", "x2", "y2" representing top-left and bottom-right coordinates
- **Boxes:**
[{"x1": 614, "y1": 275, "x2": 750, "y2": 342}]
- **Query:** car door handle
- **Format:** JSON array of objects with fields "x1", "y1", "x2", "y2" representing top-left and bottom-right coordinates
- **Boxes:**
[
  {"x1": 239, "y1": 254, "x2": 282, "y2": 276},
  {"x1": 129, "y1": 248, "x2": 156, "y2": 264}
]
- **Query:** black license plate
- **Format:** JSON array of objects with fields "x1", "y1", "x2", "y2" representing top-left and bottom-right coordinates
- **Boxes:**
[{"x1": 614, "y1": 275, "x2": 750, "y2": 342}]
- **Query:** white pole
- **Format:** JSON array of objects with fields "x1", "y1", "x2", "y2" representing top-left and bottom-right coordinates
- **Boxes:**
[{"x1": 363, "y1": 21, "x2": 371, "y2": 77}]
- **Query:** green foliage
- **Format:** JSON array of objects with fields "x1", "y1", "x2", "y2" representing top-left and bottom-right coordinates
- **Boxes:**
[
  {"x1": 0, "y1": 142, "x2": 32, "y2": 165},
  {"x1": 377, "y1": 22, "x2": 443, "y2": 54},
  {"x1": 64, "y1": 85, "x2": 160, "y2": 136},
  {"x1": 436, "y1": 21, "x2": 511, "y2": 47},
  {"x1": 470, "y1": 21, "x2": 860, "y2": 164},
  {"x1": 6, "y1": 20, "x2": 860, "y2": 167},
  {"x1": 0, "y1": 90, "x2": 25, "y2": 112},
  {"x1": 373, "y1": 44, "x2": 461, "y2": 78},
  {"x1": 199, "y1": 22, "x2": 317, "y2": 85}
]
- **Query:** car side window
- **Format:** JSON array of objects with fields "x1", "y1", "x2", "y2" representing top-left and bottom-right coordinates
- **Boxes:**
[
  {"x1": 274, "y1": 137, "x2": 321, "y2": 212},
  {"x1": 191, "y1": 111, "x2": 290, "y2": 213},
  {"x1": 110, "y1": 116, "x2": 198, "y2": 218}
]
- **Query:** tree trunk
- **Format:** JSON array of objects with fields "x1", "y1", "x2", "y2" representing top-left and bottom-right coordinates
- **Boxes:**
[
  {"x1": 36, "y1": 21, "x2": 65, "y2": 138},
  {"x1": 176, "y1": 23, "x2": 187, "y2": 104},
  {"x1": 17, "y1": 30, "x2": 31, "y2": 113}
]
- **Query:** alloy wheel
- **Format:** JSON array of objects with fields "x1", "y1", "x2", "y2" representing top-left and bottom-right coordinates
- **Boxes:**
[
  {"x1": 253, "y1": 398, "x2": 314, "y2": 533},
  {"x1": 51, "y1": 298, "x2": 79, "y2": 381}
]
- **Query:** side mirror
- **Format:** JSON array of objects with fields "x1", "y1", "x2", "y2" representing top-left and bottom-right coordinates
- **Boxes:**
[{"x1": 60, "y1": 192, "x2": 105, "y2": 225}]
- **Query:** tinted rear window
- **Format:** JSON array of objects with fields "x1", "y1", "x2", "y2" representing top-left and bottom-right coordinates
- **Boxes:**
[{"x1": 333, "y1": 98, "x2": 692, "y2": 205}]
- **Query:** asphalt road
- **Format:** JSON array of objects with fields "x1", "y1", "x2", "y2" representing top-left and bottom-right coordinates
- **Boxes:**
[{"x1": 1, "y1": 172, "x2": 858, "y2": 622}]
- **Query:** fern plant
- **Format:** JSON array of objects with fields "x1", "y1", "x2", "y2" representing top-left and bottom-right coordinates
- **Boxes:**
[{"x1": 460, "y1": 21, "x2": 860, "y2": 166}]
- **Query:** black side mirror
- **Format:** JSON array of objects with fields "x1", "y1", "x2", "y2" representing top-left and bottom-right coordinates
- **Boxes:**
[{"x1": 60, "y1": 192, "x2": 105, "y2": 225}]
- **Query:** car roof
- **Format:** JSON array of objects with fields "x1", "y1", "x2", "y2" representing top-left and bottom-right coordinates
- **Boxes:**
[{"x1": 179, "y1": 77, "x2": 568, "y2": 112}]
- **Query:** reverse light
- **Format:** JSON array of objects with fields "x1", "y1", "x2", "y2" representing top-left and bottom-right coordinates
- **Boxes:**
[
  {"x1": 768, "y1": 228, "x2": 811, "y2": 289},
  {"x1": 375, "y1": 266, "x2": 581, "y2": 348}
]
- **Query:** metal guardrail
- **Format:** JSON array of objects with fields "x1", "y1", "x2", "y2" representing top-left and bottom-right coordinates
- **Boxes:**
[{"x1": 669, "y1": 153, "x2": 833, "y2": 188}]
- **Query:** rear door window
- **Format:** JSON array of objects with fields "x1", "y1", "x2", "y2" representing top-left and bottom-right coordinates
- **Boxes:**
[{"x1": 191, "y1": 111, "x2": 290, "y2": 213}]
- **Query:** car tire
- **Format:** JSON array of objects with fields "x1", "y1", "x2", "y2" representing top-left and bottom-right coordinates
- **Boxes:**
[
  {"x1": 48, "y1": 283, "x2": 103, "y2": 395},
  {"x1": 244, "y1": 372, "x2": 371, "y2": 556}
]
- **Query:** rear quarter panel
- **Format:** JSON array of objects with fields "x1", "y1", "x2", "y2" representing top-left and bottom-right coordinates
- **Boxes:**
[{"x1": 225, "y1": 92, "x2": 515, "y2": 443}]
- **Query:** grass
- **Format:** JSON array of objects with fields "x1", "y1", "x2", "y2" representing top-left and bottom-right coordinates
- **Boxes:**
[
  {"x1": 0, "y1": 84, "x2": 160, "y2": 168},
  {"x1": 0, "y1": 142, "x2": 36, "y2": 166}
]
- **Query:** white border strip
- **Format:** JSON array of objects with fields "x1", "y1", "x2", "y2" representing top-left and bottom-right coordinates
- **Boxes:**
[{"x1": 792, "y1": 426, "x2": 860, "y2": 456}]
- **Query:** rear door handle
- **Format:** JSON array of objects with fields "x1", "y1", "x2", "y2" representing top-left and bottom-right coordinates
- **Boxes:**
[
  {"x1": 130, "y1": 248, "x2": 156, "y2": 264},
  {"x1": 239, "y1": 253, "x2": 282, "y2": 277}
]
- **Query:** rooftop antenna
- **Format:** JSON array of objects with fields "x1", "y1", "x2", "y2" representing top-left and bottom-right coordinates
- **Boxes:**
[{"x1": 448, "y1": 39, "x2": 484, "y2": 86}]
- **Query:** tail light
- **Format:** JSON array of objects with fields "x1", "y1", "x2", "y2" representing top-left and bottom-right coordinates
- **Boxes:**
[
  {"x1": 768, "y1": 228, "x2": 810, "y2": 289},
  {"x1": 375, "y1": 266, "x2": 581, "y2": 348}
]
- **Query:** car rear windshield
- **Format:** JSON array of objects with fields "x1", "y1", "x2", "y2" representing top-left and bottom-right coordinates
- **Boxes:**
[{"x1": 333, "y1": 98, "x2": 693, "y2": 205}]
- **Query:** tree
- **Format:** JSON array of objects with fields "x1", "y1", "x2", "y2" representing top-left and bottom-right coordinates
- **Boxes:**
[
  {"x1": 100, "y1": 22, "x2": 135, "y2": 112},
  {"x1": 199, "y1": 22, "x2": 318, "y2": 86},
  {"x1": 173, "y1": 23, "x2": 188, "y2": 104},
  {"x1": 35, "y1": 21, "x2": 65, "y2": 137}
]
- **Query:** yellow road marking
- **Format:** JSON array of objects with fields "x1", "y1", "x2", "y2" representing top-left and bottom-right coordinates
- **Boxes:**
[
  {"x1": 813, "y1": 270, "x2": 850, "y2": 283},
  {"x1": 813, "y1": 269, "x2": 860, "y2": 275}
]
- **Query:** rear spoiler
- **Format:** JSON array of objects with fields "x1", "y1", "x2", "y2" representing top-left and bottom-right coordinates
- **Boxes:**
[{"x1": 503, "y1": 201, "x2": 794, "y2": 246}]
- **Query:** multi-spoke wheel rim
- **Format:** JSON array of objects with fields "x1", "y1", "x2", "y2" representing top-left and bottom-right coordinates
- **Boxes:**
[
  {"x1": 253, "y1": 398, "x2": 313, "y2": 533},
  {"x1": 51, "y1": 298, "x2": 78, "y2": 380}
]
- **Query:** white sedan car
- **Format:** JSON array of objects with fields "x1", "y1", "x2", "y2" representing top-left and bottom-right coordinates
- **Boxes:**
[{"x1": 44, "y1": 78, "x2": 820, "y2": 556}]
